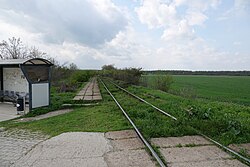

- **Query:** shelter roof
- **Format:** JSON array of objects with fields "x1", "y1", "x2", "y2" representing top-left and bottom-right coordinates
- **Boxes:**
[{"x1": 0, "y1": 58, "x2": 53, "y2": 66}]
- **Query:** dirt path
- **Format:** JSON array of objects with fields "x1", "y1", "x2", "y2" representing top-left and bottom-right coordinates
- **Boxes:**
[{"x1": 16, "y1": 109, "x2": 73, "y2": 122}]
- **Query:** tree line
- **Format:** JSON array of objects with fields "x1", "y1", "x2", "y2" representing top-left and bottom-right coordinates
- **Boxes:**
[{"x1": 144, "y1": 70, "x2": 250, "y2": 76}]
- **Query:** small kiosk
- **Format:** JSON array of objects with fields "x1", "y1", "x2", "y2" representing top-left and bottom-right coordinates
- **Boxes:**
[{"x1": 0, "y1": 58, "x2": 53, "y2": 112}]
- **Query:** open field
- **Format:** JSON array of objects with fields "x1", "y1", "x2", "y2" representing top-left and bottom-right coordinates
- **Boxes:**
[
  {"x1": 143, "y1": 75, "x2": 250, "y2": 106},
  {"x1": 1, "y1": 77, "x2": 249, "y2": 163},
  {"x1": 1, "y1": 78, "x2": 249, "y2": 145}
]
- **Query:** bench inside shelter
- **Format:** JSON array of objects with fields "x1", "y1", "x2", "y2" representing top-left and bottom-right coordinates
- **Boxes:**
[
  {"x1": 0, "y1": 90, "x2": 29, "y2": 103},
  {"x1": 0, "y1": 58, "x2": 53, "y2": 112}
]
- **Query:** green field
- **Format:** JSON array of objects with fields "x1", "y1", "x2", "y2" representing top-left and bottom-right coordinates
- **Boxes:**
[
  {"x1": 1, "y1": 75, "x2": 249, "y2": 160},
  {"x1": 144, "y1": 75, "x2": 250, "y2": 106}
]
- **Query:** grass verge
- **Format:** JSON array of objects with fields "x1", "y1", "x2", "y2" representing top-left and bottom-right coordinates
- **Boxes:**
[{"x1": 0, "y1": 81, "x2": 132, "y2": 137}]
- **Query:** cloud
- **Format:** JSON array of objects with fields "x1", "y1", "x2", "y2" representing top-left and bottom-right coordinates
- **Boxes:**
[
  {"x1": 186, "y1": 11, "x2": 208, "y2": 26},
  {"x1": 161, "y1": 19, "x2": 195, "y2": 41},
  {"x1": 218, "y1": 0, "x2": 250, "y2": 20},
  {"x1": 0, "y1": 0, "x2": 248, "y2": 70},
  {"x1": 135, "y1": 0, "x2": 177, "y2": 29},
  {"x1": 135, "y1": 0, "x2": 219, "y2": 41},
  {"x1": 0, "y1": 0, "x2": 128, "y2": 47}
]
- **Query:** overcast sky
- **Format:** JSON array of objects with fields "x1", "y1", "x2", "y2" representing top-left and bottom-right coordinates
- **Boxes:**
[{"x1": 0, "y1": 0, "x2": 249, "y2": 70}]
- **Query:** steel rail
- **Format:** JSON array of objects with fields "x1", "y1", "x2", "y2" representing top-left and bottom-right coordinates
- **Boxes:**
[
  {"x1": 99, "y1": 79, "x2": 166, "y2": 167},
  {"x1": 107, "y1": 79, "x2": 250, "y2": 165},
  {"x1": 109, "y1": 80, "x2": 177, "y2": 120},
  {"x1": 199, "y1": 133, "x2": 250, "y2": 165}
]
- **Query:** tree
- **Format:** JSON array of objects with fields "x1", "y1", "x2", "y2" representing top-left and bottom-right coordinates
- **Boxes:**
[
  {"x1": 69, "y1": 63, "x2": 78, "y2": 70},
  {"x1": 102, "y1": 64, "x2": 116, "y2": 70},
  {"x1": 28, "y1": 46, "x2": 47, "y2": 58},
  {"x1": 0, "y1": 37, "x2": 28, "y2": 59},
  {"x1": 0, "y1": 37, "x2": 47, "y2": 59}
]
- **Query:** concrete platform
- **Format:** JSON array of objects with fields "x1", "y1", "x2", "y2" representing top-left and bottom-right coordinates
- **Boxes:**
[
  {"x1": 110, "y1": 137, "x2": 144, "y2": 151},
  {"x1": 12, "y1": 130, "x2": 156, "y2": 167},
  {"x1": 229, "y1": 143, "x2": 250, "y2": 156},
  {"x1": 151, "y1": 135, "x2": 247, "y2": 167},
  {"x1": 73, "y1": 77, "x2": 102, "y2": 101},
  {"x1": 105, "y1": 129, "x2": 138, "y2": 140},
  {"x1": 73, "y1": 96, "x2": 83, "y2": 100},
  {"x1": 160, "y1": 145, "x2": 231, "y2": 163},
  {"x1": 151, "y1": 135, "x2": 212, "y2": 147},
  {"x1": 168, "y1": 159, "x2": 247, "y2": 167},
  {"x1": 105, "y1": 149, "x2": 156, "y2": 167},
  {"x1": 0, "y1": 103, "x2": 20, "y2": 122}
]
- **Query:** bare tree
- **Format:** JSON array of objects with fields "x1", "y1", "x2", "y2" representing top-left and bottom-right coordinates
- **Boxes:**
[
  {"x1": 28, "y1": 46, "x2": 47, "y2": 58},
  {"x1": 0, "y1": 37, "x2": 28, "y2": 59},
  {"x1": 69, "y1": 63, "x2": 78, "y2": 70}
]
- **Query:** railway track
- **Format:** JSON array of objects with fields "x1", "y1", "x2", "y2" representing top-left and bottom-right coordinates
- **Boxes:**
[
  {"x1": 99, "y1": 78, "x2": 250, "y2": 166},
  {"x1": 100, "y1": 78, "x2": 166, "y2": 167}
]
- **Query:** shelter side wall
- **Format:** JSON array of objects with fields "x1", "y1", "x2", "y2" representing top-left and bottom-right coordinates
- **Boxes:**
[
  {"x1": 3, "y1": 68, "x2": 29, "y2": 93},
  {"x1": 32, "y1": 83, "x2": 49, "y2": 108}
]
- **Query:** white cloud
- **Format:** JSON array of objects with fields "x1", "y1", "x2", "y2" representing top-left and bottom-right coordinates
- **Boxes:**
[
  {"x1": 161, "y1": 19, "x2": 195, "y2": 41},
  {"x1": 136, "y1": 0, "x2": 219, "y2": 41},
  {"x1": 0, "y1": 0, "x2": 128, "y2": 46},
  {"x1": 186, "y1": 11, "x2": 208, "y2": 26},
  {"x1": 218, "y1": 0, "x2": 250, "y2": 20},
  {"x1": 135, "y1": 0, "x2": 177, "y2": 29},
  {"x1": 0, "y1": 0, "x2": 248, "y2": 70}
]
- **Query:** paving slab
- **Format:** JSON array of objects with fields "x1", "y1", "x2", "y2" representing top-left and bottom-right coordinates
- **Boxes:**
[
  {"x1": 73, "y1": 77, "x2": 102, "y2": 101},
  {"x1": 10, "y1": 130, "x2": 156, "y2": 167},
  {"x1": 92, "y1": 96, "x2": 102, "y2": 100},
  {"x1": 159, "y1": 145, "x2": 231, "y2": 163},
  {"x1": 151, "y1": 135, "x2": 212, "y2": 147},
  {"x1": 85, "y1": 91, "x2": 93, "y2": 96},
  {"x1": 168, "y1": 159, "x2": 248, "y2": 167},
  {"x1": 12, "y1": 132, "x2": 111, "y2": 167},
  {"x1": 76, "y1": 92, "x2": 85, "y2": 96},
  {"x1": 73, "y1": 96, "x2": 83, "y2": 100},
  {"x1": 110, "y1": 137, "x2": 144, "y2": 151},
  {"x1": 0, "y1": 103, "x2": 20, "y2": 122},
  {"x1": 105, "y1": 130, "x2": 138, "y2": 140},
  {"x1": 105, "y1": 149, "x2": 156, "y2": 167},
  {"x1": 0, "y1": 129, "x2": 48, "y2": 167},
  {"x1": 23, "y1": 157, "x2": 108, "y2": 167},
  {"x1": 229, "y1": 143, "x2": 250, "y2": 155},
  {"x1": 84, "y1": 96, "x2": 93, "y2": 100}
]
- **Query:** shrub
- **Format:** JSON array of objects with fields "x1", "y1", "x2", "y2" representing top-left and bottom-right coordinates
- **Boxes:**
[
  {"x1": 140, "y1": 75, "x2": 173, "y2": 92},
  {"x1": 101, "y1": 65, "x2": 143, "y2": 85},
  {"x1": 152, "y1": 75, "x2": 173, "y2": 92}
]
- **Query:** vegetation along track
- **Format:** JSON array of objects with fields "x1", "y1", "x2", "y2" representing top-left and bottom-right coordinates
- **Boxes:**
[
  {"x1": 100, "y1": 78, "x2": 166, "y2": 167},
  {"x1": 100, "y1": 78, "x2": 250, "y2": 166}
]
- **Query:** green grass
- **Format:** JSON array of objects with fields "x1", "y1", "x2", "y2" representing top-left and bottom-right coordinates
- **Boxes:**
[
  {"x1": 123, "y1": 84, "x2": 250, "y2": 146},
  {"x1": 0, "y1": 103, "x2": 131, "y2": 136},
  {"x1": 0, "y1": 81, "x2": 132, "y2": 137},
  {"x1": 143, "y1": 75, "x2": 250, "y2": 106},
  {"x1": 1, "y1": 77, "x2": 249, "y2": 148}
]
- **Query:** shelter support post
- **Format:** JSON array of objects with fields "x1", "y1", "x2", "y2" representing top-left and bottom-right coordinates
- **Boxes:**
[{"x1": 0, "y1": 66, "x2": 3, "y2": 102}]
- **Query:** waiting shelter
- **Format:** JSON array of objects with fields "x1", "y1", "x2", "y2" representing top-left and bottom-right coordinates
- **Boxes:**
[{"x1": 0, "y1": 58, "x2": 53, "y2": 112}]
